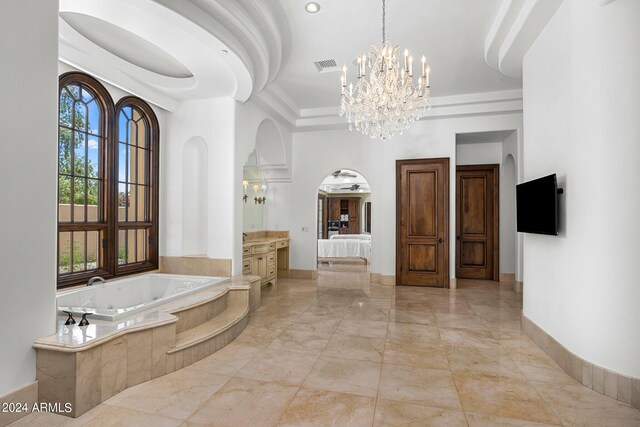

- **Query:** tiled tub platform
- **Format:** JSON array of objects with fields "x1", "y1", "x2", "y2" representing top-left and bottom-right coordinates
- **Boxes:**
[{"x1": 33, "y1": 275, "x2": 260, "y2": 418}]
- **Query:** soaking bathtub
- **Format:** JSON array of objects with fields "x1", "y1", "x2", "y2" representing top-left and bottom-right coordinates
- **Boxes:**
[{"x1": 57, "y1": 273, "x2": 229, "y2": 321}]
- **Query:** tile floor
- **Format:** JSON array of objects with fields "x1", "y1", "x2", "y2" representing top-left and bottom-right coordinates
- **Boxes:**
[{"x1": 12, "y1": 264, "x2": 640, "y2": 426}]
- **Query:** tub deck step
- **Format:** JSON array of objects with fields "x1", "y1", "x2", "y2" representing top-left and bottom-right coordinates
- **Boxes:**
[{"x1": 169, "y1": 301, "x2": 248, "y2": 353}]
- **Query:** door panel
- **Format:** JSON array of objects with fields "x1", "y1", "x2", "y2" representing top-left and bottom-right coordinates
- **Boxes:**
[
  {"x1": 397, "y1": 158, "x2": 449, "y2": 287},
  {"x1": 456, "y1": 165, "x2": 499, "y2": 280}
]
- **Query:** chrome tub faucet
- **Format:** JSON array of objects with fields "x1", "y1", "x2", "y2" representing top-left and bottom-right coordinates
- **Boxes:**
[{"x1": 86, "y1": 276, "x2": 106, "y2": 286}]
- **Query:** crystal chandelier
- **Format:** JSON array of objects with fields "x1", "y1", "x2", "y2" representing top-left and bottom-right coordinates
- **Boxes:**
[{"x1": 339, "y1": 0, "x2": 431, "y2": 140}]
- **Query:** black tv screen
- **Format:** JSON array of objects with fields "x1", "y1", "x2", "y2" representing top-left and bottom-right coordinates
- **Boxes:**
[{"x1": 516, "y1": 174, "x2": 560, "y2": 235}]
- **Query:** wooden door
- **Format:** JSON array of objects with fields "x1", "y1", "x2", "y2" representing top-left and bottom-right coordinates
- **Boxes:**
[
  {"x1": 396, "y1": 158, "x2": 449, "y2": 287},
  {"x1": 328, "y1": 198, "x2": 340, "y2": 221},
  {"x1": 455, "y1": 164, "x2": 499, "y2": 280},
  {"x1": 348, "y1": 198, "x2": 359, "y2": 233}
]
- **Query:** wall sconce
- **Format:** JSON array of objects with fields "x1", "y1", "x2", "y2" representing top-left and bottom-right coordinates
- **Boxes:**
[
  {"x1": 242, "y1": 180, "x2": 249, "y2": 203},
  {"x1": 254, "y1": 184, "x2": 267, "y2": 204}
]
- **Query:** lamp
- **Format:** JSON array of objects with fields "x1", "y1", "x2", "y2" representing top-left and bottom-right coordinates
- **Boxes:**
[
  {"x1": 254, "y1": 184, "x2": 267, "y2": 204},
  {"x1": 242, "y1": 180, "x2": 249, "y2": 203},
  {"x1": 339, "y1": 0, "x2": 431, "y2": 140}
]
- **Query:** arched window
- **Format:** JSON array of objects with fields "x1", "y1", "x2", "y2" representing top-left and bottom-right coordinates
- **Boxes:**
[
  {"x1": 57, "y1": 73, "x2": 159, "y2": 288},
  {"x1": 115, "y1": 98, "x2": 159, "y2": 271}
]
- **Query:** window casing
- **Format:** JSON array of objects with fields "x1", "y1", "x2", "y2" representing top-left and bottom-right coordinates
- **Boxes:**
[{"x1": 57, "y1": 73, "x2": 159, "y2": 288}]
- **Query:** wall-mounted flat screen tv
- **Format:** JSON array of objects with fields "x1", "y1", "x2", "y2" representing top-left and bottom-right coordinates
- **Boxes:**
[{"x1": 516, "y1": 173, "x2": 561, "y2": 235}]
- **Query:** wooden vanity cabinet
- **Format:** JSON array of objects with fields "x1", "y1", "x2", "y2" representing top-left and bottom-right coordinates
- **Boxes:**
[{"x1": 243, "y1": 240, "x2": 282, "y2": 287}]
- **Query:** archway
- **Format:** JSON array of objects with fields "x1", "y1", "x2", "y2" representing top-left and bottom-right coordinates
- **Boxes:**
[{"x1": 316, "y1": 169, "x2": 372, "y2": 275}]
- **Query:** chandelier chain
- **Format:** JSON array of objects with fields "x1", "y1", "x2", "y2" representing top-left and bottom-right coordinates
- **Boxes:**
[{"x1": 382, "y1": 0, "x2": 386, "y2": 44}]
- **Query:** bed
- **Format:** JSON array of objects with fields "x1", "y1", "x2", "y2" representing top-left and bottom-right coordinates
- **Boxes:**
[{"x1": 317, "y1": 234, "x2": 371, "y2": 264}]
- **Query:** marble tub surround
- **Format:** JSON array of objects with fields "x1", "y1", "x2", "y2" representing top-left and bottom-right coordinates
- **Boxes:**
[
  {"x1": 159, "y1": 256, "x2": 231, "y2": 277},
  {"x1": 33, "y1": 275, "x2": 258, "y2": 418}
]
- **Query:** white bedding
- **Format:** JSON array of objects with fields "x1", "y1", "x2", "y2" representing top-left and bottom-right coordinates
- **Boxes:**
[
  {"x1": 329, "y1": 234, "x2": 371, "y2": 240},
  {"x1": 318, "y1": 238, "x2": 371, "y2": 259}
]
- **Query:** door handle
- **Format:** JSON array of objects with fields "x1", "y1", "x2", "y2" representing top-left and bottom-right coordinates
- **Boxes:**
[
  {"x1": 437, "y1": 238, "x2": 443, "y2": 244},
  {"x1": 456, "y1": 235, "x2": 461, "y2": 240}
]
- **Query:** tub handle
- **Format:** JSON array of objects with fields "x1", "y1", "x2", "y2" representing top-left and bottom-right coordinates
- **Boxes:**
[
  {"x1": 63, "y1": 311, "x2": 76, "y2": 325},
  {"x1": 79, "y1": 312, "x2": 93, "y2": 327}
]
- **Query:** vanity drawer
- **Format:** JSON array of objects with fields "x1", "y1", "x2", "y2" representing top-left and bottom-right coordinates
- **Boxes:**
[
  {"x1": 242, "y1": 259, "x2": 250, "y2": 274},
  {"x1": 276, "y1": 240, "x2": 288, "y2": 249},
  {"x1": 242, "y1": 247, "x2": 251, "y2": 257},
  {"x1": 251, "y1": 244, "x2": 271, "y2": 254},
  {"x1": 267, "y1": 266, "x2": 275, "y2": 279},
  {"x1": 267, "y1": 252, "x2": 275, "y2": 266}
]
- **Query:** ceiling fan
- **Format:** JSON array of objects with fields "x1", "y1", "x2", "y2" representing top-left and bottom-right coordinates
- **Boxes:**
[
  {"x1": 339, "y1": 184, "x2": 360, "y2": 191},
  {"x1": 332, "y1": 170, "x2": 357, "y2": 178}
]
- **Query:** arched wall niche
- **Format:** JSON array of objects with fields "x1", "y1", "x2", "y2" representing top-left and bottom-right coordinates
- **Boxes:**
[
  {"x1": 255, "y1": 119, "x2": 286, "y2": 171},
  {"x1": 182, "y1": 137, "x2": 208, "y2": 255}
]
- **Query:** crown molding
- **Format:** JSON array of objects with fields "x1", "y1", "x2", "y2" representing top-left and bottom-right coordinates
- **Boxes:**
[{"x1": 286, "y1": 90, "x2": 523, "y2": 132}]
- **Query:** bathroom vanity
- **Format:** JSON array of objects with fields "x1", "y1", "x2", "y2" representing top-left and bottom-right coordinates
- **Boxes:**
[{"x1": 242, "y1": 230, "x2": 290, "y2": 288}]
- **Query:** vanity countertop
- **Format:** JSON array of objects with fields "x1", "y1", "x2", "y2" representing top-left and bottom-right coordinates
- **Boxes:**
[{"x1": 242, "y1": 231, "x2": 290, "y2": 248}]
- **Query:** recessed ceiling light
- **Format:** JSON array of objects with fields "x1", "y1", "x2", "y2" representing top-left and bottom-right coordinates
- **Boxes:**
[{"x1": 305, "y1": 2, "x2": 320, "y2": 13}]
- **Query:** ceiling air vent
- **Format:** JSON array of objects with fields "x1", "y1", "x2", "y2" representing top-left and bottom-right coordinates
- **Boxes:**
[{"x1": 313, "y1": 59, "x2": 339, "y2": 73}]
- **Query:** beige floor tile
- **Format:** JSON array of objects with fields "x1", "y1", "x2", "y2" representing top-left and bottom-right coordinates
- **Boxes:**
[
  {"x1": 439, "y1": 327, "x2": 499, "y2": 350},
  {"x1": 388, "y1": 309, "x2": 437, "y2": 325},
  {"x1": 322, "y1": 334, "x2": 385, "y2": 362},
  {"x1": 343, "y1": 306, "x2": 390, "y2": 322},
  {"x1": 103, "y1": 367, "x2": 230, "y2": 420},
  {"x1": 186, "y1": 377, "x2": 298, "y2": 427},
  {"x1": 335, "y1": 318, "x2": 388, "y2": 339},
  {"x1": 378, "y1": 363, "x2": 462, "y2": 410},
  {"x1": 288, "y1": 314, "x2": 343, "y2": 334},
  {"x1": 235, "y1": 349, "x2": 319, "y2": 385},
  {"x1": 303, "y1": 356, "x2": 381, "y2": 398},
  {"x1": 81, "y1": 406, "x2": 183, "y2": 427},
  {"x1": 465, "y1": 411, "x2": 562, "y2": 426},
  {"x1": 373, "y1": 399, "x2": 467, "y2": 427},
  {"x1": 509, "y1": 350, "x2": 577, "y2": 385},
  {"x1": 267, "y1": 327, "x2": 332, "y2": 354},
  {"x1": 232, "y1": 324, "x2": 285, "y2": 348},
  {"x1": 277, "y1": 388, "x2": 375, "y2": 427},
  {"x1": 445, "y1": 346, "x2": 525, "y2": 379},
  {"x1": 188, "y1": 343, "x2": 259, "y2": 376},
  {"x1": 435, "y1": 313, "x2": 491, "y2": 331},
  {"x1": 531, "y1": 380, "x2": 640, "y2": 427},
  {"x1": 453, "y1": 373, "x2": 561, "y2": 425},
  {"x1": 383, "y1": 339, "x2": 450, "y2": 370},
  {"x1": 386, "y1": 322, "x2": 441, "y2": 345}
]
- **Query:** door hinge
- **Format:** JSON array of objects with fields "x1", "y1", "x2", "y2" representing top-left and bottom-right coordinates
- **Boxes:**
[
  {"x1": 148, "y1": 235, "x2": 154, "y2": 244},
  {"x1": 101, "y1": 238, "x2": 107, "y2": 248}
]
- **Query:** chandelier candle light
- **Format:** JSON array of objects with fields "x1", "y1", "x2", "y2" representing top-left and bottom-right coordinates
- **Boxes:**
[{"x1": 339, "y1": 0, "x2": 431, "y2": 140}]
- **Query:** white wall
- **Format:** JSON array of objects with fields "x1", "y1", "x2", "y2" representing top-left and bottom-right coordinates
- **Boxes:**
[
  {"x1": 523, "y1": 0, "x2": 640, "y2": 377},
  {"x1": 0, "y1": 0, "x2": 58, "y2": 395},
  {"x1": 456, "y1": 141, "x2": 503, "y2": 165},
  {"x1": 281, "y1": 113, "x2": 523, "y2": 277},
  {"x1": 163, "y1": 98, "x2": 236, "y2": 264}
]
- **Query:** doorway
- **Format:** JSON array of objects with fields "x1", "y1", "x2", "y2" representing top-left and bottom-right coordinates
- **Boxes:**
[
  {"x1": 455, "y1": 164, "x2": 499, "y2": 280},
  {"x1": 316, "y1": 169, "x2": 372, "y2": 271},
  {"x1": 396, "y1": 158, "x2": 450, "y2": 287}
]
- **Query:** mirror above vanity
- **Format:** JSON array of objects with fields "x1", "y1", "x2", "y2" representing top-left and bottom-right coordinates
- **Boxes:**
[{"x1": 243, "y1": 150, "x2": 267, "y2": 232}]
